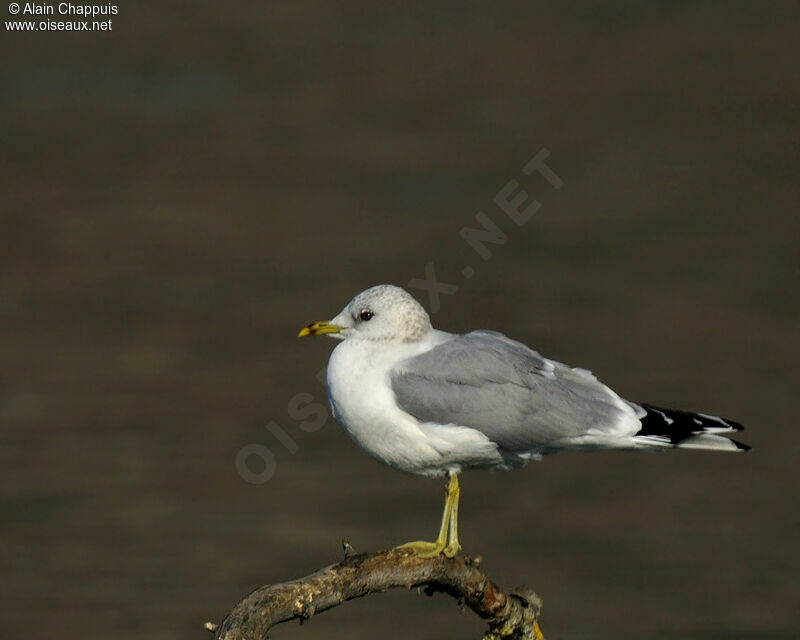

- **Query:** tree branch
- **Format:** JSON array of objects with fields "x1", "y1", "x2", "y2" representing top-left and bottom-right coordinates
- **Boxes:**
[{"x1": 207, "y1": 547, "x2": 543, "y2": 640}]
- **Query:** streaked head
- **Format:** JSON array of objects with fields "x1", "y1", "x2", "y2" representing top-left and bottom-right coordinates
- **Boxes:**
[{"x1": 298, "y1": 285, "x2": 432, "y2": 343}]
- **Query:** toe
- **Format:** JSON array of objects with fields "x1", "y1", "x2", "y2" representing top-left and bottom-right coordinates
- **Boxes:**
[{"x1": 396, "y1": 540, "x2": 445, "y2": 557}]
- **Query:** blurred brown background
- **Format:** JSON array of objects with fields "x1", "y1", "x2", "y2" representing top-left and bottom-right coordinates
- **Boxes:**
[{"x1": 2, "y1": 2, "x2": 798, "y2": 639}]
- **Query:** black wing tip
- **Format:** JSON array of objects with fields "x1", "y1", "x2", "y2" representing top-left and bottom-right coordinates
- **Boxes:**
[
  {"x1": 716, "y1": 416, "x2": 746, "y2": 432},
  {"x1": 639, "y1": 402, "x2": 746, "y2": 432}
]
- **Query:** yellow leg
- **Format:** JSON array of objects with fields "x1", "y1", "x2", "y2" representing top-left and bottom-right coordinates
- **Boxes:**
[
  {"x1": 444, "y1": 474, "x2": 461, "y2": 557},
  {"x1": 397, "y1": 474, "x2": 461, "y2": 558}
]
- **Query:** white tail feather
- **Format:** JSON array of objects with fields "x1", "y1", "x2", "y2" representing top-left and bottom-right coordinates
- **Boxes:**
[{"x1": 675, "y1": 433, "x2": 745, "y2": 452}]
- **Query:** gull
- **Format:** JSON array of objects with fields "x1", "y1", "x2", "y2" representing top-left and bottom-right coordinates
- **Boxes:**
[{"x1": 299, "y1": 284, "x2": 749, "y2": 557}]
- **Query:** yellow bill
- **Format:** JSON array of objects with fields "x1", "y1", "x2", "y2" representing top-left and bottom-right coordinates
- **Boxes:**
[{"x1": 298, "y1": 321, "x2": 343, "y2": 337}]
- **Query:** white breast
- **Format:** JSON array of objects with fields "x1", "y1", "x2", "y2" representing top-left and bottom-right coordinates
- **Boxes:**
[
  {"x1": 325, "y1": 333, "x2": 506, "y2": 477},
  {"x1": 326, "y1": 338, "x2": 438, "y2": 475}
]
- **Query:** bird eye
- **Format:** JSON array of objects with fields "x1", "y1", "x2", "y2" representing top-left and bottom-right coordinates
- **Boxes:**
[{"x1": 359, "y1": 310, "x2": 374, "y2": 321}]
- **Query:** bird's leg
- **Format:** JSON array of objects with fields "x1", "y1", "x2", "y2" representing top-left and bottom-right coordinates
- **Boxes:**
[
  {"x1": 397, "y1": 473, "x2": 461, "y2": 558},
  {"x1": 443, "y1": 473, "x2": 461, "y2": 557}
]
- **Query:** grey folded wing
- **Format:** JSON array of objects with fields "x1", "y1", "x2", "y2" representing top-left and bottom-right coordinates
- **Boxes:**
[{"x1": 389, "y1": 330, "x2": 632, "y2": 451}]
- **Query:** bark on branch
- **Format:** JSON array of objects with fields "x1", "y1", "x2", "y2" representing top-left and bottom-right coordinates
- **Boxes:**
[{"x1": 206, "y1": 547, "x2": 543, "y2": 640}]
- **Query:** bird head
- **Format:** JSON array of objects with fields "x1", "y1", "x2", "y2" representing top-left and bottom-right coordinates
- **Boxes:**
[{"x1": 298, "y1": 284, "x2": 432, "y2": 343}]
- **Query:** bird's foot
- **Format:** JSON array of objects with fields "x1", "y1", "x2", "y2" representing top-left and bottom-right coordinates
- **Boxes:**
[
  {"x1": 396, "y1": 474, "x2": 462, "y2": 558},
  {"x1": 396, "y1": 540, "x2": 444, "y2": 558},
  {"x1": 396, "y1": 539, "x2": 460, "y2": 558},
  {"x1": 444, "y1": 539, "x2": 461, "y2": 557}
]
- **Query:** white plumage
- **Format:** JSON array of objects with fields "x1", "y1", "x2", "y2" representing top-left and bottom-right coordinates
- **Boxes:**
[{"x1": 302, "y1": 284, "x2": 748, "y2": 479}]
